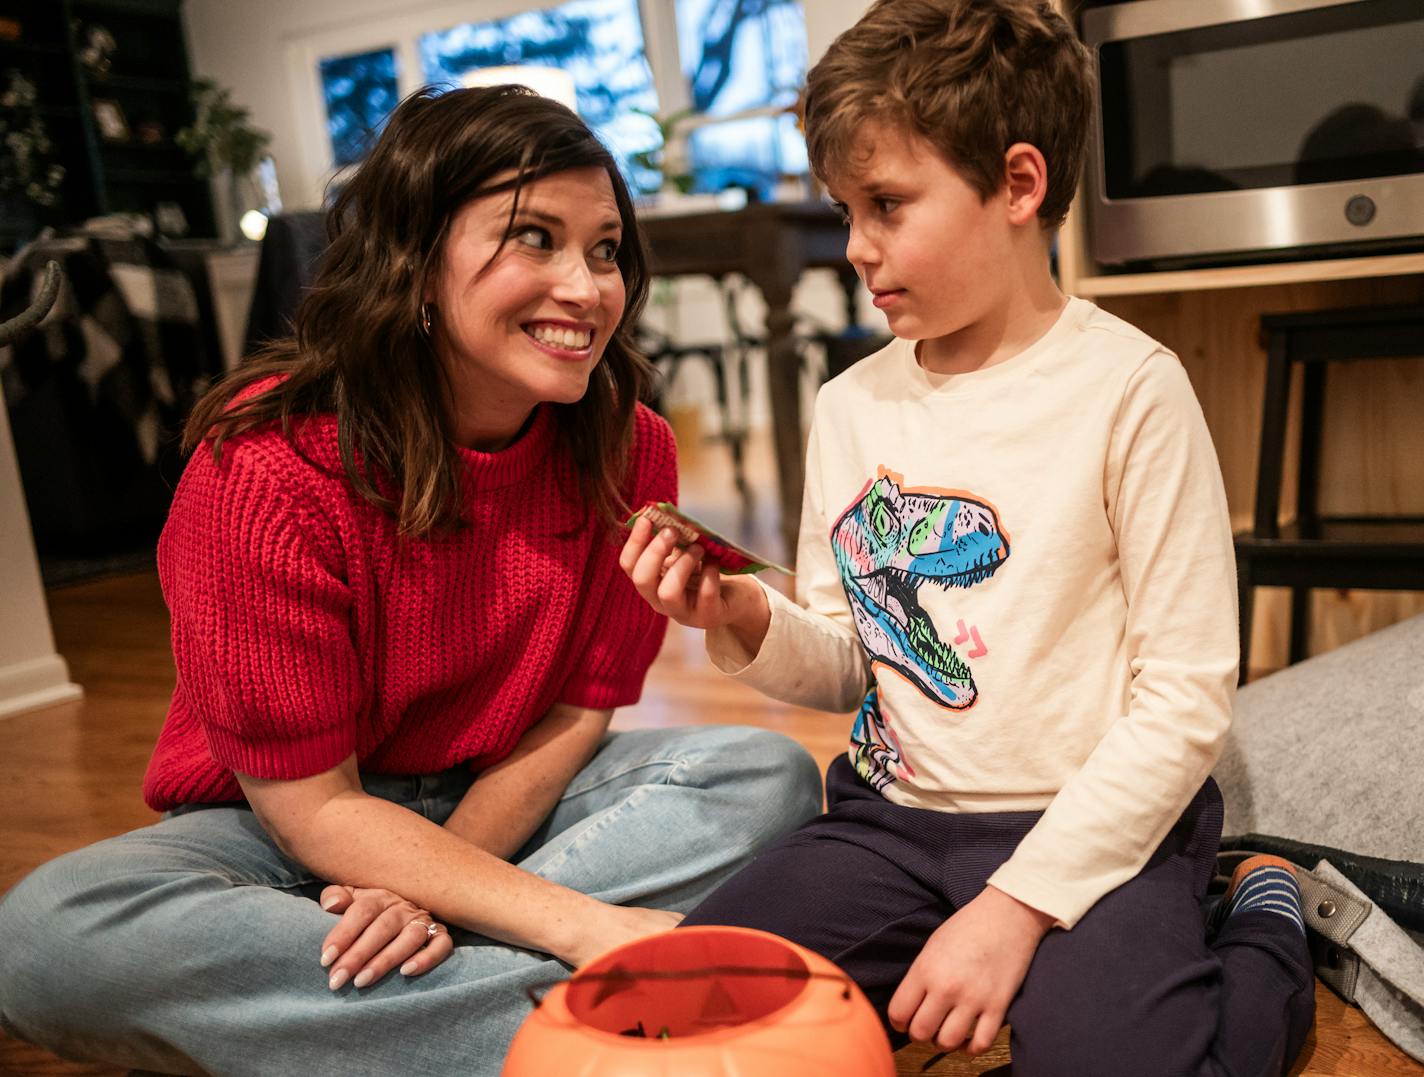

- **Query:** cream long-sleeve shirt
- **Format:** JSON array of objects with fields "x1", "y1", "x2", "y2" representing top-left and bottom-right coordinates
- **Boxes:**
[{"x1": 707, "y1": 298, "x2": 1238, "y2": 928}]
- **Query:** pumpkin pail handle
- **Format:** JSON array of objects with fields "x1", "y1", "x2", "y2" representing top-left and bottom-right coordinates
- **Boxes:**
[{"x1": 523, "y1": 965, "x2": 854, "y2": 1010}]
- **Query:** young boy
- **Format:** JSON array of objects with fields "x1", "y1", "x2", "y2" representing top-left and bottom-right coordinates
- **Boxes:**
[{"x1": 621, "y1": 0, "x2": 1316, "y2": 1072}]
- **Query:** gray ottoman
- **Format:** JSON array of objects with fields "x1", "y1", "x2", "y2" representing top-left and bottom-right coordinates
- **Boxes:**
[{"x1": 1214, "y1": 612, "x2": 1424, "y2": 930}]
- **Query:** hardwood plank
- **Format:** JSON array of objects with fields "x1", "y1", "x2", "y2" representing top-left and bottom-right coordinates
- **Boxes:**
[
  {"x1": 895, "y1": 1030, "x2": 1011, "y2": 1075},
  {"x1": 1291, "y1": 986, "x2": 1424, "y2": 1077},
  {"x1": 0, "y1": 1038, "x2": 126, "y2": 1076}
]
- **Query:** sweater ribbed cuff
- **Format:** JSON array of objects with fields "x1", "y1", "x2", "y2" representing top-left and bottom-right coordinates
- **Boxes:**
[
  {"x1": 559, "y1": 676, "x2": 644, "y2": 711},
  {"x1": 203, "y1": 721, "x2": 355, "y2": 781}
]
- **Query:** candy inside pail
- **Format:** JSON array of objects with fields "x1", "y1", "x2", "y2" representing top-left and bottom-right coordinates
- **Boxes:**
[{"x1": 562, "y1": 926, "x2": 813, "y2": 1038}]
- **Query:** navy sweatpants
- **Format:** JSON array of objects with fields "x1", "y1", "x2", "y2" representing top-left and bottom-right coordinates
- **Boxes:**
[{"x1": 683, "y1": 756, "x2": 1316, "y2": 1077}]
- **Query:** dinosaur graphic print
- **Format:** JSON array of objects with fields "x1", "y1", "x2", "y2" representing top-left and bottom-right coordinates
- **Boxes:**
[
  {"x1": 832, "y1": 473, "x2": 1010, "y2": 789},
  {"x1": 849, "y1": 686, "x2": 911, "y2": 792}
]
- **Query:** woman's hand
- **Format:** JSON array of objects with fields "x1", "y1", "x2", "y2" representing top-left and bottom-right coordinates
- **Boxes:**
[
  {"x1": 561, "y1": 901, "x2": 685, "y2": 969},
  {"x1": 317, "y1": 885, "x2": 454, "y2": 990}
]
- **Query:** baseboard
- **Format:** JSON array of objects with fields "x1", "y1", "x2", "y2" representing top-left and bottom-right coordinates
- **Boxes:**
[{"x1": 0, "y1": 655, "x2": 83, "y2": 721}]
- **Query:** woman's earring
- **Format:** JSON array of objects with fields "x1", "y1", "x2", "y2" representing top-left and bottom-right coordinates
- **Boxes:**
[{"x1": 419, "y1": 303, "x2": 434, "y2": 338}]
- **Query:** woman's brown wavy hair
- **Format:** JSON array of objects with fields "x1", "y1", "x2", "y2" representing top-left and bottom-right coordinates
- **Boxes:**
[{"x1": 183, "y1": 85, "x2": 654, "y2": 535}]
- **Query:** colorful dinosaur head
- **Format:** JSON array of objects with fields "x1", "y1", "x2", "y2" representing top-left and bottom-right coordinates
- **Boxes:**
[{"x1": 832, "y1": 475, "x2": 1008, "y2": 709}]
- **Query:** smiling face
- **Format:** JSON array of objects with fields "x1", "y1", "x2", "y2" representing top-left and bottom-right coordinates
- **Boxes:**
[
  {"x1": 427, "y1": 166, "x2": 627, "y2": 449},
  {"x1": 825, "y1": 120, "x2": 1019, "y2": 370}
]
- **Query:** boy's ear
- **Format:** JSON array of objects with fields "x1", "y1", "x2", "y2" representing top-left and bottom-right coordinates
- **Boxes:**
[{"x1": 1002, "y1": 143, "x2": 1048, "y2": 226}]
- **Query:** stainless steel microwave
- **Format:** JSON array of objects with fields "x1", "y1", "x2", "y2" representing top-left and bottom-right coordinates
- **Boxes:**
[{"x1": 1081, "y1": 0, "x2": 1424, "y2": 269}]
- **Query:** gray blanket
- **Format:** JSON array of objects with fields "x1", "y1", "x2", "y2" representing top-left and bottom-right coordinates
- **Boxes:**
[{"x1": 1216, "y1": 613, "x2": 1423, "y2": 895}]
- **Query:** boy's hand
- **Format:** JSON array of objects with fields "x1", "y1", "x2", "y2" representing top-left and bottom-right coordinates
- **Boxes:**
[
  {"x1": 888, "y1": 885, "x2": 1055, "y2": 1054},
  {"x1": 620, "y1": 514, "x2": 764, "y2": 636}
]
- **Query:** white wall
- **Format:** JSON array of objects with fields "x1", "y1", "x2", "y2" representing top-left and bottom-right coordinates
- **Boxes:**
[
  {"x1": 0, "y1": 399, "x2": 82, "y2": 720},
  {"x1": 805, "y1": 0, "x2": 870, "y2": 68}
]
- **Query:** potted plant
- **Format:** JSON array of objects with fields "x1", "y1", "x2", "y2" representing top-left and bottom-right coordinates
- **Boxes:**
[
  {"x1": 629, "y1": 107, "x2": 696, "y2": 199},
  {"x1": 176, "y1": 79, "x2": 272, "y2": 243}
]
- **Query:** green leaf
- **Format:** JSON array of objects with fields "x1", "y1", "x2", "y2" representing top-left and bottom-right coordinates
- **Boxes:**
[{"x1": 175, "y1": 79, "x2": 271, "y2": 178}]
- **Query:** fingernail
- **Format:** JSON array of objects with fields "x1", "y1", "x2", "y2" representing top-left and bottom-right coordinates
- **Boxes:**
[
  {"x1": 352, "y1": 969, "x2": 374, "y2": 989},
  {"x1": 320, "y1": 946, "x2": 338, "y2": 968},
  {"x1": 328, "y1": 969, "x2": 349, "y2": 991},
  {"x1": 400, "y1": 960, "x2": 418, "y2": 976},
  {"x1": 320, "y1": 895, "x2": 340, "y2": 911}
]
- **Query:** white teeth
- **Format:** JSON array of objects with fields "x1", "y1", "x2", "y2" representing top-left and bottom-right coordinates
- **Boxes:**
[{"x1": 529, "y1": 325, "x2": 591, "y2": 349}]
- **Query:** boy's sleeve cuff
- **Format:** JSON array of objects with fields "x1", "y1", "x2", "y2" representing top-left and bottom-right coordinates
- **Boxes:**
[
  {"x1": 706, "y1": 578, "x2": 798, "y2": 684},
  {"x1": 987, "y1": 860, "x2": 1096, "y2": 930}
]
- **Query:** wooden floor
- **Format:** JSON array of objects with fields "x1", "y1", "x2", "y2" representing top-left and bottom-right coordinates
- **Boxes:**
[{"x1": 1, "y1": 429, "x2": 1418, "y2": 1076}]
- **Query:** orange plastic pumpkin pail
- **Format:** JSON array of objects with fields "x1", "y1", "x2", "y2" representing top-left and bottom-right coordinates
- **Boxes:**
[{"x1": 502, "y1": 925, "x2": 894, "y2": 1076}]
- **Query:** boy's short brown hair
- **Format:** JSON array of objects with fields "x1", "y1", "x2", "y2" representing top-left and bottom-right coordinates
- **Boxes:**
[{"x1": 803, "y1": 0, "x2": 1094, "y2": 226}]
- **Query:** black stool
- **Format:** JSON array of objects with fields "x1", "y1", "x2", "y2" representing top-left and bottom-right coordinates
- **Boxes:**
[{"x1": 1235, "y1": 303, "x2": 1424, "y2": 684}]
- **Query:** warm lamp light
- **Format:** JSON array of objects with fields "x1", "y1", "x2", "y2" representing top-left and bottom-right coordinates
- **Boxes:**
[
  {"x1": 460, "y1": 65, "x2": 578, "y2": 112},
  {"x1": 239, "y1": 209, "x2": 269, "y2": 242}
]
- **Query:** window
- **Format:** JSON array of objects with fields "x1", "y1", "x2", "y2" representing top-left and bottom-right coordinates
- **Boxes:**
[
  {"x1": 418, "y1": 0, "x2": 660, "y2": 184},
  {"x1": 318, "y1": 47, "x2": 400, "y2": 168},
  {"x1": 678, "y1": 0, "x2": 805, "y2": 115},
  {"x1": 676, "y1": 0, "x2": 808, "y2": 198}
]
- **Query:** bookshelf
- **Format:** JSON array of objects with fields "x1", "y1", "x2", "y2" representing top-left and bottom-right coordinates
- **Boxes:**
[{"x1": 0, "y1": 0, "x2": 214, "y2": 252}]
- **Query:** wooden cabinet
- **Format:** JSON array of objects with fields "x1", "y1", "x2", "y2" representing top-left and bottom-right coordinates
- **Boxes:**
[
  {"x1": 0, "y1": 0, "x2": 213, "y2": 252},
  {"x1": 1054, "y1": 0, "x2": 1424, "y2": 676}
]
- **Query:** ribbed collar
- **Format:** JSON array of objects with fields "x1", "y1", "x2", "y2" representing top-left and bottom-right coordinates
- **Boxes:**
[
  {"x1": 453, "y1": 404, "x2": 558, "y2": 492},
  {"x1": 898, "y1": 297, "x2": 1090, "y2": 399}
]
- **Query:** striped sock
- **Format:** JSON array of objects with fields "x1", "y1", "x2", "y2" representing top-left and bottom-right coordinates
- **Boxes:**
[{"x1": 1222, "y1": 855, "x2": 1305, "y2": 935}]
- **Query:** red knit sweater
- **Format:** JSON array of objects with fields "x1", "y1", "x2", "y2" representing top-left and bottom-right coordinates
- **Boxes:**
[{"x1": 142, "y1": 402, "x2": 676, "y2": 810}]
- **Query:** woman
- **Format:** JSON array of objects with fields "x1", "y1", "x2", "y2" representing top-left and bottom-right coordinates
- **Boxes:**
[{"x1": 0, "y1": 86, "x2": 821, "y2": 1076}]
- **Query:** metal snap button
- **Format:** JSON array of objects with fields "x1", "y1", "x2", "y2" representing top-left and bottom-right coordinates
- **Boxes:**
[{"x1": 1318, "y1": 899, "x2": 1337, "y2": 918}]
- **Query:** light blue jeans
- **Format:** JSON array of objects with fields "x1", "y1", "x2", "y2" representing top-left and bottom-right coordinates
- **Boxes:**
[{"x1": 0, "y1": 726, "x2": 821, "y2": 1076}]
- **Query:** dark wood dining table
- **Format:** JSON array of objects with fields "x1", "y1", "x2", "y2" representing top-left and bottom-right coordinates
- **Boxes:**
[{"x1": 639, "y1": 200, "x2": 857, "y2": 562}]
